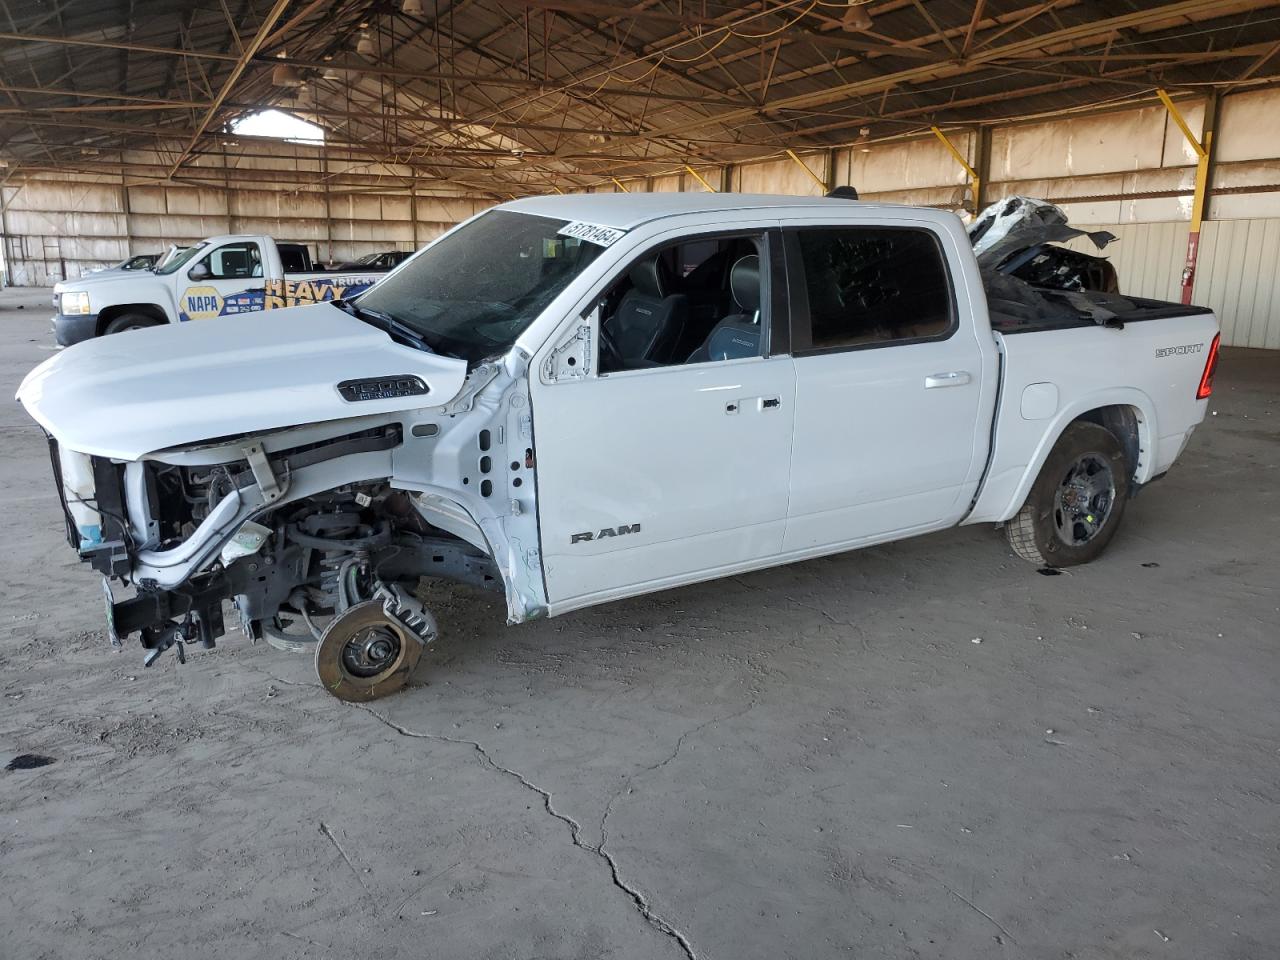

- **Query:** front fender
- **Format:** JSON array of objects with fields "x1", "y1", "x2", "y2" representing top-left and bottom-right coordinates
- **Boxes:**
[
  {"x1": 409, "y1": 490, "x2": 548, "y2": 624},
  {"x1": 81, "y1": 276, "x2": 176, "y2": 317}
]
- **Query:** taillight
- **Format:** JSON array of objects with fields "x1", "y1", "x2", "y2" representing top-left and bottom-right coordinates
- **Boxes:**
[{"x1": 1196, "y1": 333, "x2": 1221, "y2": 400}]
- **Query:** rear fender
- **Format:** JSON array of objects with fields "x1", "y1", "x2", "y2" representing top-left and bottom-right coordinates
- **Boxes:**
[{"x1": 966, "y1": 388, "x2": 1158, "y2": 524}]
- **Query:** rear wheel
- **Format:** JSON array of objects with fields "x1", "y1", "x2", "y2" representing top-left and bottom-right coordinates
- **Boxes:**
[
  {"x1": 314, "y1": 600, "x2": 422, "y2": 702},
  {"x1": 102, "y1": 312, "x2": 162, "y2": 335},
  {"x1": 1006, "y1": 421, "x2": 1130, "y2": 567}
]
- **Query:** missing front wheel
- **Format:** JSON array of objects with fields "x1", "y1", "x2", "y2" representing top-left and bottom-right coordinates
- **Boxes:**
[{"x1": 312, "y1": 589, "x2": 437, "y2": 702}]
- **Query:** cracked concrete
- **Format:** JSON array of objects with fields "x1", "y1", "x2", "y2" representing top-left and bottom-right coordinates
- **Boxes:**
[
  {"x1": 353, "y1": 702, "x2": 699, "y2": 959},
  {"x1": 2, "y1": 293, "x2": 1279, "y2": 960}
]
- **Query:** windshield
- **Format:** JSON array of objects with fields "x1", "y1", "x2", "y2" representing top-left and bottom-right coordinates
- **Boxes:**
[
  {"x1": 355, "y1": 210, "x2": 606, "y2": 363},
  {"x1": 155, "y1": 242, "x2": 207, "y2": 275}
]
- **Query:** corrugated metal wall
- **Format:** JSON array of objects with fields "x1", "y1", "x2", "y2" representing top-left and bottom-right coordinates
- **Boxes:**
[
  {"x1": 1062, "y1": 222, "x2": 1188, "y2": 303},
  {"x1": 545, "y1": 87, "x2": 1280, "y2": 348},
  {"x1": 1196, "y1": 219, "x2": 1280, "y2": 349},
  {"x1": 1061, "y1": 219, "x2": 1280, "y2": 349},
  {"x1": 5, "y1": 86, "x2": 1280, "y2": 348},
  {"x1": 0, "y1": 173, "x2": 488, "y2": 285}
]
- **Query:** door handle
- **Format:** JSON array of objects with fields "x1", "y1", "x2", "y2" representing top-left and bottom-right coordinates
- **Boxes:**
[
  {"x1": 726, "y1": 396, "x2": 781, "y2": 414},
  {"x1": 924, "y1": 371, "x2": 972, "y2": 388}
]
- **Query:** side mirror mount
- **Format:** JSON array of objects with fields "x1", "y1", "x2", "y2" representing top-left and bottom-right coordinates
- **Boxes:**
[
  {"x1": 188, "y1": 262, "x2": 210, "y2": 281},
  {"x1": 540, "y1": 306, "x2": 595, "y2": 383}
]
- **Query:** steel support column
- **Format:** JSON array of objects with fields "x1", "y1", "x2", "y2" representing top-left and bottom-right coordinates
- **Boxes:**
[
  {"x1": 120, "y1": 174, "x2": 133, "y2": 260},
  {"x1": 411, "y1": 182, "x2": 421, "y2": 249},
  {"x1": 1158, "y1": 89, "x2": 1218, "y2": 305},
  {"x1": 0, "y1": 189, "x2": 10, "y2": 287},
  {"x1": 322, "y1": 151, "x2": 334, "y2": 266},
  {"x1": 785, "y1": 149, "x2": 827, "y2": 193},
  {"x1": 684, "y1": 164, "x2": 717, "y2": 192},
  {"x1": 973, "y1": 126, "x2": 992, "y2": 212},
  {"x1": 931, "y1": 125, "x2": 980, "y2": 214}
]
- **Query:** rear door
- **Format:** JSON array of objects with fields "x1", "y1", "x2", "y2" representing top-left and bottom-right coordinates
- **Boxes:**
[
  {"x1": 530, "y1": 226, "x2": 796, "y2": 613},
  {"x1": 781, "y1": 220, "x2": 993, "y2": 552}
]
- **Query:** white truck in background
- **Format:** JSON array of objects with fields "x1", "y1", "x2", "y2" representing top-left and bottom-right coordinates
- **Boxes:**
[
  {"x1": 51, "y1": 234, "x2": 390, "y2": 346},
  {"x1": 19, "y1": 194, "x2": 1219, "y2": 702}
]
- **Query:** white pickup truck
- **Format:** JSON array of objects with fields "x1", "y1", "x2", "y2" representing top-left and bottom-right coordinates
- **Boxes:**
[
  {"x1": 19, "y1": 194, "x2": 1219, "y2": 701},
  {"x1": 50, "y1": 234, "x2": 386, "y2": 346}
]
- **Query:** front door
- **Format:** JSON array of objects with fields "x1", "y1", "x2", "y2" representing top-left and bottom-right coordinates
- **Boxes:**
[
  {"x1": 781, "y1": 223, "x2": 993, "y2": 553},
  {"x1": 530, "y1": 227, "x2": 796, "y2": 613},
  {"x1": 177, "y1": 240, "x2": 266, "y2": 322}
]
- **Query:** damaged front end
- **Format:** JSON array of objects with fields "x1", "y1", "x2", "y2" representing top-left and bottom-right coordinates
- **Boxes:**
[
  {"x1": 39, "y1": 351, "x2": 548, "y2": 695},
  {"x1": 21, "y1": 204, "x2": 616, "y2": 700}
]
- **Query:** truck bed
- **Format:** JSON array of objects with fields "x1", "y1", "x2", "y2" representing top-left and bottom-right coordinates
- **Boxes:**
[
  {"x1": 983, "y1": 269, "x2": 1208, "y2": 334},
  {"x1": 967, "y1": 300, "x2": 1219, "y2": 525}
]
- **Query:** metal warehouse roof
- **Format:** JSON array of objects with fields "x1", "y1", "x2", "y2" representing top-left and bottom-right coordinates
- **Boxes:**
[{"x1": 3, "y1": 0, "x2": 1280, "y2": 197}]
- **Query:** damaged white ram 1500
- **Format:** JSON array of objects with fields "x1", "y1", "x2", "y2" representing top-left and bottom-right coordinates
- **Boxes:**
[{"x1": 18, "y1": 194, "x2": 1220, "y2": 701}]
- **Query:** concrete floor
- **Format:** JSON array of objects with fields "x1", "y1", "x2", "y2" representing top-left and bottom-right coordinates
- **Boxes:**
[{"x1": 1, "y1": 284, "x2": 1276, "y2": 960}]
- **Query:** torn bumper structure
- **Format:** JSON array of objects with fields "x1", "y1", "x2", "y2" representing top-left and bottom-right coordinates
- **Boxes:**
[{"x1": 19, "y1": 302, "x2": 548, "y2": 692}]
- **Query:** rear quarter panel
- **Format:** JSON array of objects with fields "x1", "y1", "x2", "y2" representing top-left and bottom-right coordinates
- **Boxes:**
[{"x1": 966, "y1": 311, "x2": 1218, "y2": 524}]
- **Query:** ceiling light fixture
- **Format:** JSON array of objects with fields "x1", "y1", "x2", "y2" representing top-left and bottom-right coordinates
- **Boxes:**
[
  {"x1": 271, "y1": 62, "x2": 303, "y2": 86},
  {"x1": 356, "y1": 30, "x2": 375, "y2": 56},
  {"x1": 401, "y1": 0, "x2": 424, "y2": 15},
  {"x1": 842, "y1": 1, "x2": 873, "y2": 32}
]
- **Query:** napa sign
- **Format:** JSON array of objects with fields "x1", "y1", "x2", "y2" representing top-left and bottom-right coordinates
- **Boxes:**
[{"x1": 178, "y1": 275, "x2": 380, "y2": 322}]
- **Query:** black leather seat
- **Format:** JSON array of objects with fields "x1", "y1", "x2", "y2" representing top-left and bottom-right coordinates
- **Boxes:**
[
  {"x1": 605, "y1": 256, "x2": 688, "y2": 366},
  {"x1": 689, "y1": 255, "x2": 762, "y2": 363}
]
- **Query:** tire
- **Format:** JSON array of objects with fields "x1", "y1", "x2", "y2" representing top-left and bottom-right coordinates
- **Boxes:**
[
  {"x1": 314, "y1": 600, "x2": 422, "y2": 702},
  {"x1": 102, "y1": 312, "x2": 162, "y2": 335},
  {"x1": 263, "y1": 610, "x2": 322, "y2": 654},
  {"x1": 1006, "y1": 421, "x2": 1130, "y2": 567}
]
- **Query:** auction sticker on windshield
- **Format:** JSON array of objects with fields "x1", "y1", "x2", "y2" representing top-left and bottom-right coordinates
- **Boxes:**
[{"x1": 557, "y1": 221, "x2": 626, "y2": 247}]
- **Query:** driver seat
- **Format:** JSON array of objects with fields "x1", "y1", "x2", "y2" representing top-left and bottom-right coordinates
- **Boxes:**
[
  {"x1": 688, "y1": 255, "x2": 762, "y2": 362},
  {"x1": 606, "y1": 256, "x2": 688, "y2": 365}
]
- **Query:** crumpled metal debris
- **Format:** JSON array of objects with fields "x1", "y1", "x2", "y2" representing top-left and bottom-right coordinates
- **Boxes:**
[{"x1": 970, "y1": 195, "x2": 1117, "y2": 270}]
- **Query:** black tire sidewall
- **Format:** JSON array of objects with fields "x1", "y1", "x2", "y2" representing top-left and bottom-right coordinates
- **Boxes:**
[
  {"x1": 1028, "y1": 422, "x2": 1130, "y2": 567},
  {"x1": 102, "y1": 313, "x2": 160, "y2": 335}
]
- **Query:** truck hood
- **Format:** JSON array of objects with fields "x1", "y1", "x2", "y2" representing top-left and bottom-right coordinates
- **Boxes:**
[
  {"x1": 53, "y1": 269, "x2": 172, "y2": 307},
  {"x1": 17, "y1": 301, "x2": 469, "y2": 460}
]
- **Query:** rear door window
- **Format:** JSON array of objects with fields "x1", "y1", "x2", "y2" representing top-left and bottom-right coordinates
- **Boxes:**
[{"x1": 787, "y1": 227, "x2": 954, "y2": 352}]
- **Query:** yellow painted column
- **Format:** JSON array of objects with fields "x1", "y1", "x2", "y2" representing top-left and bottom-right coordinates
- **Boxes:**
[
  {"x1": 1158, "y1": 89, "x2": 1217, "y2": 305},
  {"x1": 785, "y1": 149, "x2": 827, "y2": 193},
  {"x1": 931, "y1": 125, "x2": 980, "y2": 214},
  {"x1": 684, "y1": 165, "x2": 717, "y2": 193}
]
